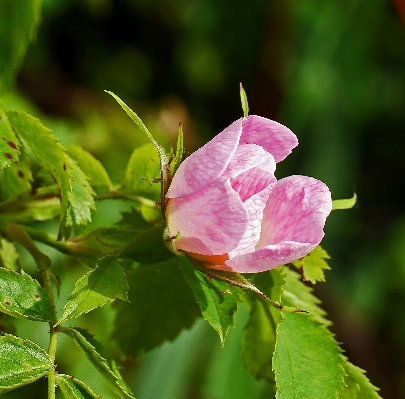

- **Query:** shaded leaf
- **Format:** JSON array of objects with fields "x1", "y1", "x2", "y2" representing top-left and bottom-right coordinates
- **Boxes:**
[
  {"x1": 112, "y1": 258, "x2": 200, "y2": 356},
  {"x1": 67, "y1": 144, "x2": 112, "y2": 190},
  {"x1": 56, "y1": 256, "x2": 128, "y2": 326},
  {"x1": 0, "y1": 0, "x2": 41, "y2": 93},
  {"x1": 179, "y1": 256, "x2": 240, "y2": 345},
  {"x1": 291, "y1": 245, "x2": 331, "y2": 284},
  {"x1": 117, "y1": 207, "x2": 152, "y2": 230},
  {"x1": 338, "y1": 357, "x2": 382, "y2": 399},
  {"x1": 332, "y1": 194, "x2": 357, "y2": 210},
  {"x1": 243, "y1": 269, "x2": 284, "y2": 382},
  {"x1": 56, "y1": 374, "x2": 101, "y2": 399},
  {"x1": 0, "y1": 333, "x2": 52, "y2": 394},
  {"x1": 0, "y1": 268, "x2": 54, "y2": 321},
  {"x1": 0, "y1": 110, "x2": 21, "y2": 168},
  {"x1": 63, "y1": 328, "x2": 134, "y2": 399},
  {"x1": 0, "y1": 238, "x2": 20, "y2": 272},
  {"x1": 5, "y1": 111, "x2": 71, "y2": 238}
]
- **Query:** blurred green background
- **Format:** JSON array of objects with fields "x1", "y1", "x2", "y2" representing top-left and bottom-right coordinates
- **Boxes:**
[{"x1": 2, "y1": 0, "x2": 405, "y2": 398}]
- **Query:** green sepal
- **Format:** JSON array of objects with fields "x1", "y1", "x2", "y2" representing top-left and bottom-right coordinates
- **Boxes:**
[
  {"x1": 240, "y1": 83, "x2": 249, "y2": 117},
  {"x1": 62, "y1": 328, "x2": 135, "y2": 399},
  {"x1": 0, "y1": 333, "x2": 53, "y2": 394},
  {"x1": 55, "y1": 256, "x2": 129, "y2": 326},
  {"x1": 179, "y1": 256, "x2": 240, "y2": 345},
  {"x1": 0, "y1": 268, "x2": 54, "y2": 321},
  {"x1": 332, "y1": 194, "x2": 357, "y2": 210},
  {"x1": 56, "y1": 374, "x2": 102, "y2": 399},
  {"x1": 171, "y1": 120, "x2": 184, "y2": 175}
]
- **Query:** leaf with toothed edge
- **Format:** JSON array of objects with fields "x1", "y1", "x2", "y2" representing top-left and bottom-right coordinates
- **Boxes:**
[{"x1": 56, "y1": 374, "x2": 102, "y2": 399}]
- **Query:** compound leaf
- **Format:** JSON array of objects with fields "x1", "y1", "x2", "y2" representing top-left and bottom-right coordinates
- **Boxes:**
[{"x1": 56, "y1": 374, "x2": 101, "y2": 399}]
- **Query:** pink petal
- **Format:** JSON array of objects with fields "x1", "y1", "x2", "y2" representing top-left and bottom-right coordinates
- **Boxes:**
[
  {"x1": 165, "y1": 180, "x2": 248, "y2": 255},
  {"x1": 218, "y1": 175, "x2": 332, "y2": 273},
  {"x1": 166, "y1": 119, "x2": 243, "y2": 198},
  {"x1": 240, "y1": 115, "x2": 298, "y2": 163}
]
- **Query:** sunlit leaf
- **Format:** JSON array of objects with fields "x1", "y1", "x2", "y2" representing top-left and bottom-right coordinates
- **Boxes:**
[
  {"x1": 338, "y1": 357, "x2": 382, "y2": 399},
  {"x1": 179, "y1": 256, "x2": 240, "y2": 345},
  {"x1": 112, "y1": 258, "x2": 201, "y2": 356},
  {"x1": 55, "y1": 256, "x2": 128, "y2": 326},
  {"x1": 332, "y1": 194, "x2": 357, "y2": 210},
  {"x1": 0, "y1": 110, "x2": 21, "y2": 168},
  {"x1": 291, "y1": 245, "x2": 331, "y2": 283},
  {"x1": 56, "y1": 374, "x2": 101, "y2": 399},
  {"x1": 240, "y1": 82, "x2": 249, "y2": 117},
  {"x1": 0, "y1": 268, "x2": 54, "y2": 321},
  {"x1": 67, "y1": 144, "x2": 112, "y2": 190},
  {"x1": 63, "y1": 328, "x2": 135, "y2": 399},
  {"x1": 5, "y1": 111, "x2": 71, "y2": 239},
  {"x1": 0, "y1": 333, "x2": 53, "y2": 394}
]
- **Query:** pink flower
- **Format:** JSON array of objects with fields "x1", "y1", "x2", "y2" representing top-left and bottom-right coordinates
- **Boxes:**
[{"x1": 165, "y1": 116, "x2": 332, "y2": 273}]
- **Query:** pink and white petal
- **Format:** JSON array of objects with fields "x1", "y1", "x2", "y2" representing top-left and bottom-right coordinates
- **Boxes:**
[
  {"x1": 228, "y1": 182, "x2": 275, "y2": 260},
  {"x1": 240, "y1": 116, "x2": 298, "y2": 163},
  {"x1": 230, "y1": 151, "x2": 276, "y2": 202},
  {"x1": 257, "y1": 175, "x2": 332, "y2": 248},
  {"x1": 166, "y1": 179, "x2": 248, "y2": 255},
  {"x1": 218, "y1": 242, "x2": 316, "y2": 273},
  {"x1": 166, "y1": 119, "x2": 243, "y2": 198}
]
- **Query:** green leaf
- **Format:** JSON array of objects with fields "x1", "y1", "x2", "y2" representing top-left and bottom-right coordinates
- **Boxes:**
[
  {"x1": 66, "y1": 144, "x2": 112, "y2": 190},
  {"x1": 55, "y1": 256, "x2": 128, "y2": 326},
  {"x1": 62, "y1": 328, "x2": 135, "y2": 399},
  {"x1": 179, "y1": 257, "x2": 240, "y2": 345},
  {"x1": 338, "y1": 358, "x2": 382, "y2": 399},
  {"x1": 56, "y1": 374, "x2": 102, "y2": 399},
  {"x1": 240, "y1": 83, "x2": 249, "y2": 117},
  {"x1": 0, "y1": 268, "x2": 54, "y2": 321},
  {"x1": 0, "y1": 239, "x2": 20, "y2": 272},
  {"x1": 2, "y1": 145, "x2": 32, "y2": 200},
  {"x1": 67, "y1": 156, "x2": 96, "y2": 228},
  {"x1": 0, "y1": 333, "x2": 53, "y2": 394},
  {"x1": 5, "y1": 111, "x2": 71, "y2": 239},
  {"x1": 332, "y1": 194, "x2": 357, "y2": 210},
  {"x1": 122, "y1": 142, "x2": 161, "y2": 199},
  {"x1": 117, "y1": 207, "x2": 153, "y2": 230},
  {"x1": 0, "y1": 0, "x2": 41, "y2": 93},
  {"x1": 0, "y1": 110, "x2": 21, "y2": 168},
  {"x1": 242, "y1": 269, "x2": 284, "y2": 382},
  {"x1": 171, "y1": 121, "x2": 184, "y2": 175},
  {"x1": 112, "y1": 258, "x2": 201, "y2": 356},
  {"x1": 291, "y1": 245, "x2": 331, "y2": 284}
]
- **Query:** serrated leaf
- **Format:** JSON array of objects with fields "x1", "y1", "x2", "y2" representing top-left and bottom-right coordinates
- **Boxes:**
[
  {"x1": 56, "y1": 374, "x2": 101, "y2": 399},
  {"x1": 0, "y1": 268, "x2": 54, "y2": 321},
  {"x1": 66, "y1": 156, "x2": 96, "y2": 228},
  {"x1": 0, "y1": 110, "x2": 21, "y2": 168},
  {"x1": 179, "y1": 256, "x2": 240, "y2": 345},
  {"x1": 5, "y1": 111, "x2": 71, "y2": 238},
  {"x1": 62, "y1": 328, "x2": 135, "y2": 399},
  {"x1": 2, "y1": 145, "x2": 32, "y2": 199},
  {"x1": 292, "y1": 245, "x2": 331, "y2": 284},
  {"x1": 56, "y1": 256, "x2": 128, "y2": 326},
  {"x1": 332, "y1": 194, "x2": 357, "y2": 210},
  {"x1": 243, "y1": 269, "x2": 284, "y2": 382},
  {"x1": 117, "y1": 207, "x2": 152, "y2": 230},
  {"x1": 338, "y1": 357, "x2": 382, "y2": 399},
  {"x1": 0, "y1": 333, "x2": 53, "y2": 394},
  {"x1": 122, "y1": 142, "x2": 161, "y2": 199},
  {"x1": 66, "y1": 144, "x2": 112, "y2": 190},
  {"x1": 0, "y1": 239, "x2": 20, "y2": 272},
  {"x1": 112, "y1": 258, "x2": 200, "y2": 356}
]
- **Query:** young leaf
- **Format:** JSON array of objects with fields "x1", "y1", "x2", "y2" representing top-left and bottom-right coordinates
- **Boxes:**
[
  {"x1": 291, "y1": 245, "x2": 331, "y2": 284},
  {"x1": 66, "y1": 144, "x2": 112, "y2": 190},
  {"x1": 332, "y1": 194, "x2": 357, "y2": 210},
  {"x1": 112, "y1": 258, "x2": 201, "y2": 356},
  {"x1": 62, "y1": 328, "x2": 135, "y2": 399},
  {"x1": 5, "y1": 111, "x2": 71, "y2": 238},
  {"x1": 0, "y1": 110, "x2": 21, "y2": 168},
  {"x1": 56, "y1": 374, "x2": 102, "y2": 399},
  {"x1": 0, "y1": 0, "x2": 41, "y2": 93},
  {"x1": 0, "y1": 238, "x2": 21, "y2": 272},
  {"x1": 66, "y1": 156, "x2": 96, "y2": 228},
  {"x1": 242, "y1": 269, "x2": 284, "y2": 382},
  {"x1": 0, "y1": 268, "x2": 54, "y2": 321},
  {"x1": 55, "y1": 256, "x2": 128, "y2": 326},
  {"x1": 0, "y1": 333, "x2": 53, "y2": 394},
  {"x1": 171, "y1": 121, "x2": 184, "y2": 175},
  {"x1": 240, "y1": 83, "x2": 249, "y2": 117},
  {"x1": 122, "y1": 142, "x2": 161, "y2": 200},
  {"x1": 179, "y1": 256, "x2": 240, "y2": 345},
  {"x1": 338, "y1": 357, "x2": 382, "y2": 399}
]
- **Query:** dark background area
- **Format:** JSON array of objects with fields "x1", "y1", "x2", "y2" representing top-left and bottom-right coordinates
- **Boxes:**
[{"x1": 6, "y1": 0, "x2": 405, "y2": 397}]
